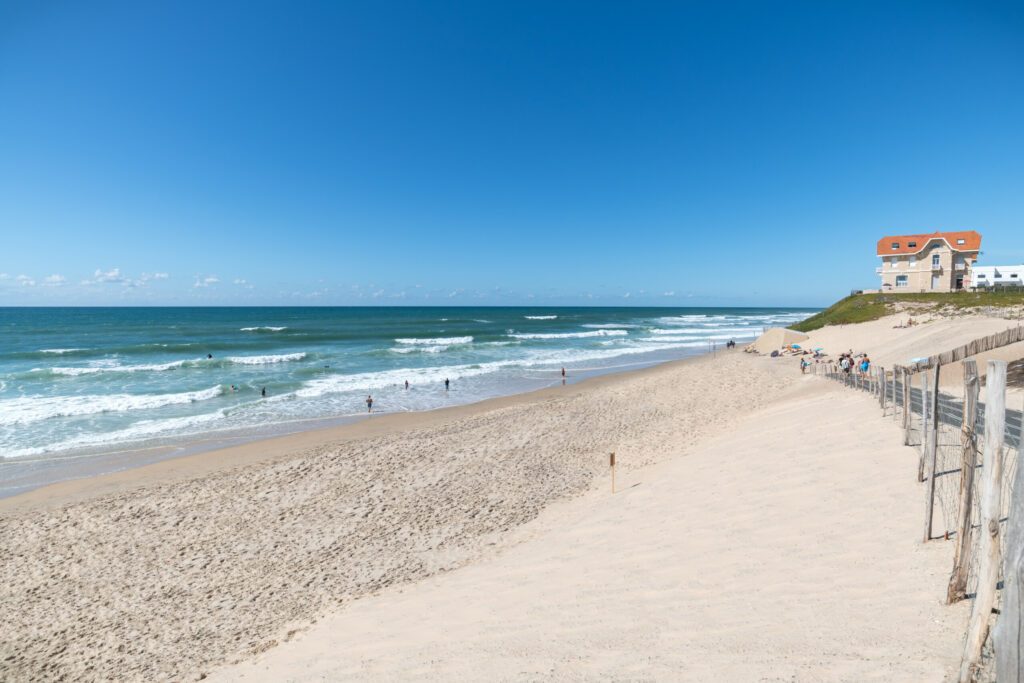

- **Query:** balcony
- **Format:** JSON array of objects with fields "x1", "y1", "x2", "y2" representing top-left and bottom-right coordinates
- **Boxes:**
[
  {"x1": 931, "y1": 263, "x2": 942, "y2": 271},
  {"x1": 954, "y1": 262, "x2": 967, "y2": 270}
]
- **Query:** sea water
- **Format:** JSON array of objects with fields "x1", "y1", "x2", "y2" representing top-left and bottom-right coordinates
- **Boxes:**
[{"x1": 0, "y1": 306, "x2": 814, "y2": 495}]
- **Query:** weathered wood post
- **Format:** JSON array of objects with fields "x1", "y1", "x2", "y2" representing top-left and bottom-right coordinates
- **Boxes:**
[
  {"x1": 948, "y1": 359, "x2": 980, "y2": 603},
  {"x1": 994, "y1": 395, "x2": 1024, "y2": 683},
  {"x1": 924, "y1": 362, "x2": 941, "y2": 542},
  {"x1": 878, "y1": 366, "x2": 886, "y2": 411},
  {"x1": 919, "y1": 370, "x2": 930, "y2": 482},
  {"x1": 903, "y1": 367, "x2": 913, "y2": 446},
  {"x1": 892, "y1": 367, "x2": 898, "y2": 422},
  {"x1": 959, "y1": 360, "x2": 1008, "y2": 683}
]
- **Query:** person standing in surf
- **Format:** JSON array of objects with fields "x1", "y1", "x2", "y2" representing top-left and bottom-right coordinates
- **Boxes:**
[
  {"x1": 366, "y1": 395, "x2": 373, "y2": 413},
  {"x1": 444, "y1": 378, "x2": 450, "y2": 392}
]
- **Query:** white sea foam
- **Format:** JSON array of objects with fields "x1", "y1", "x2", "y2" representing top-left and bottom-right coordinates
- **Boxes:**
[
  {"x1": 524, "y1": 315, "x2": 558, "y2": 320},
  {"x1": 389, "y1": 345, "x2": 449, "y2": 354},
  {"x1": 0, "y1": 385, "x2": 225, "y2": 426},
  {"x1": 226, "y1": 352, "x2": 307, "y2": 365},
  {"x1": 394, "y1": 336, "x2": 473, "y2": 345},
  {"x1": 581, "y1": 323, "x2": 641, "y2": 329},
  {"x1": 509, "y1": 330, "x2": 629, "y2": 340},
  {"x1": 44, "y1": 359, "x2": 193, "y2": 376},
  {"x1": 38, "y1": 348, "x2": 86, "y2": 354},
  {"x1": 5, "y1": 410, "x2": 228, "y2": 458},
  {"x1": 240, "y1": 326, "x2": 288, "y2": 332}
]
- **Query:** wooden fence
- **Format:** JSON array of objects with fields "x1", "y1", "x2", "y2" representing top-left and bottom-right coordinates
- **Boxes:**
[{"x1": 812, "y1": 356, "x2": 1024, "y2": 681}]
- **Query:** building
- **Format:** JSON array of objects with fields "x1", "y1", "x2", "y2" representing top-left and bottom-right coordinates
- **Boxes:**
[
  {"x1": 876, "y1": 230, "x2": 981, "y2": 292},
  {"x1": 972, "y1": 265, "x2": 1024, "y2": 289}
]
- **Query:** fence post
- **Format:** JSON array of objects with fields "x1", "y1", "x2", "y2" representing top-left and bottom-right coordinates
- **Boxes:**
[
  {"x1": 903, "y1": 368, "x2": 913, "y2": 446},
  {"x1": 892, "y1": 367, "x2": 898, "y2": 422},
  {"x1": 919, "y1": 370, "x2": 930, "y2": 482},
  {"x1": 959, "y1": 360, "x2": 1008, "y2": 683},
  {"x1": 948, "y1": 359, "x2": 980, "y2": 603},
  {"x1": 994, "y1": 397, "x2": 1024, "y2": 683},
  {"x1": 879, "y1": 366, "x2": 886, "y2": 411},
  {"x1": 924, "y1": 362, "x2": 941, "y2": 542}
]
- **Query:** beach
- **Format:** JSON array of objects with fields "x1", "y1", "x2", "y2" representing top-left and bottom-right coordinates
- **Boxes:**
[{"x1": 3, "y1": 313, "x2": 1020, "y2": 681}]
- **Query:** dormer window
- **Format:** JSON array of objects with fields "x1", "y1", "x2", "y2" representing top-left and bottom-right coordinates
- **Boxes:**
[
  {"x1": 891, "y1": 242, "x2": 900, "y2": 249},
  {"x1": 957, "y1": 239, "x2": 965, "y2": 245},
  {"x1": 907, "y1": 241, "x2": 917, "y2": 248}
]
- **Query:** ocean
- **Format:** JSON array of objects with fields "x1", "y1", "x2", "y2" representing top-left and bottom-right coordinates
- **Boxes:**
[{"x1": 0, "y1": 306, "x2": 814, "y2": 495}]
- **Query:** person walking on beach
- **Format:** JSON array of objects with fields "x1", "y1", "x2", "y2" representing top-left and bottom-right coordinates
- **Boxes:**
[
  {"x1": 366, "y1": 395, "x2": 373, "y2": 413},
  {"x1": 444, "y1": 378, "x2": 450, "y2": 392}
]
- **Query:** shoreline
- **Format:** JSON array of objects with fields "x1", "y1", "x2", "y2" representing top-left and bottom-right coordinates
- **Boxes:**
[
  {"x1": 1, "y1": 346, "x2": 800, "y2": 681},
  {"x1": 0, "y1": 348, "x2": 724, "y2": 515}
]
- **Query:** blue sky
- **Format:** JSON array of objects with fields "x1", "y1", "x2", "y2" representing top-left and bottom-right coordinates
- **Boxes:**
[{"x1": 1, "y1": 1, "x2": 1022, "y2": 307}]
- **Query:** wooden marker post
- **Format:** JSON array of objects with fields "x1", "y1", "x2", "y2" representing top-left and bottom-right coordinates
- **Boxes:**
[
  {"x1": 960, "y1": 360, "x2": 1008, "y2": 682},
  {"x1": 947, "y1": 359, "x2": 979, "y2": 604},
  {"x1": 610, "y1": 452, "x2": 616, "y2": 494}
]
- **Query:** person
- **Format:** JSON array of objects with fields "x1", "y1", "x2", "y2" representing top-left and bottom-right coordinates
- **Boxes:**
[
  {"x1": 840, "y1": 356, "x2": 850, "y2": 374},
  {"x1": 561, "y1": 367, "x2": 566, "y2": 379},
  {"x1": 800, "y1": 358, "x2": 808, "y2": 374},
  {"x1": 207, "y1": 353, "x2": 213, "y2": 359},
  {"x1": 444, "y1": 378, "x2": 450, "y2": 391},
  {"x1": 261, "y1": 387, "x2": 266, "y2": 397},
  {"x1": 861, "y1": 356, "x2": 871, "y2": 373},
  {"x1": 405, "y1": 380, "x2": 409, "y2": 390},
  {"x1": 366, "y1": 395, "x2": 373, "y2": 413},
  {"x1": 230, "y1": 384, "x2": 237, "y2": 392}
]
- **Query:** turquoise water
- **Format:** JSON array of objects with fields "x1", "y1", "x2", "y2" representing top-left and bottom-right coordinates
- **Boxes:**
[{"x1": 0, "y1": 306, "x2": 813, "y2": 493}]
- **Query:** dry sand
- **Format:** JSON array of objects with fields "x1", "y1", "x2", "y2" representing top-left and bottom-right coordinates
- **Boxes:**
[
  {"x1": 0, "y1": 349, "x2": 796, "y2": 681},
  {"x1": 215, "y1": 379, "x2": 968, "y2": 682}
]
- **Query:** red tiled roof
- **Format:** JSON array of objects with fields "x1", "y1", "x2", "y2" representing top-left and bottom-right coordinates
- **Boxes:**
[{"x1": 876, "y1": 230, "x2": 982, "y2": 256}]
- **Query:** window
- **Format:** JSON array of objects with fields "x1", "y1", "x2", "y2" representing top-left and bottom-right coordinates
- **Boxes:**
[
  {"x1": 908, "y1": 241, "x2": 917, "y2": 248},
  {"x1": 909, "y1": 256, "x2": 916, "y2": 266},
  {"x1": 957, "y1": 239, "x2": 965, "y2": 245},
  {"x1": 896, "y1": 275, "x2": 908, "y2": 287},
  {"x1": 932, "y1": 253, "x2": 941, "y2": 266},
  {"x1": 1013, "y1": 274, "x2": 1020, "y2": 279},
  {"x1": 891, "y1": 242, "x2": 900, "y2": 249},
  {"x1": 977, "y1": 274, "x2": 987, "y2": 279}
]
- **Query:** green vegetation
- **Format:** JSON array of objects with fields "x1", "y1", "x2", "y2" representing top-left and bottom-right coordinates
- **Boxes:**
[{"x1": 791, "y1": 290, "x2": 1024, "y2": 333}]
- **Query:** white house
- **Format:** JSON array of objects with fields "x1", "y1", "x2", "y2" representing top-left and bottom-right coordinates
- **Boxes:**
[{"x1": 971, "y1": 265, "x2": 1024, "y2": 289}]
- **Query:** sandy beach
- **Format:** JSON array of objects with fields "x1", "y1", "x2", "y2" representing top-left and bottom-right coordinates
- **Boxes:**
[{"x1": 3, "y1": 313, "x2": 1019, "y2": 681}]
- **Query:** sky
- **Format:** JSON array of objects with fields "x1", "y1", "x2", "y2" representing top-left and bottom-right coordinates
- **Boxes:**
[{"x1": 1, "y1": 1, "x2": 1022, "y2": 307}]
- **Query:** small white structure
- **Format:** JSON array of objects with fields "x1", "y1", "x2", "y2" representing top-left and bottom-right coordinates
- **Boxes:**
[{"x1": 972, "y1": 265, "x2": 1024, "y2": 289}]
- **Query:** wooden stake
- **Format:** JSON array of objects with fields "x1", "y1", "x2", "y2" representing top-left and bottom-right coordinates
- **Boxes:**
[
  {"x1": 924, "y1": 362, "x2": 941, "y2": 542},
  {"x1": 903, "y1": 368, "x2": 912, "y2": 445},
  {"x1": 995, "y1": 393, "x2": 1024, "y2": 681},
  {"x1": 610, "y1": 452, "x2": 616, "y2": 494},
  {"x1": 919, "y1": 371, "x2": 929, "y2": 482},
  {"x1": 948, "y1": 359, "x2": 980, "y2": 602},
  {"x1": 960, "y1": 360, "x2": 1008, "y2": 682}
]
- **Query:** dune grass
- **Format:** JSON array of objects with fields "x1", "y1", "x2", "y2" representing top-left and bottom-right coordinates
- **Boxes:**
[{"x1": 792, "y1": 290, "x2": 1024, "y2": 333}]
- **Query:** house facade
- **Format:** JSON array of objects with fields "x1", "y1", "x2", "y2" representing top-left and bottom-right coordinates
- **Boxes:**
[
  {"x1": 972, "y1": 265, "x2": 1024, "y2": 289},
  {"x1": 876, "y1": 230, "x2": 981, "y2": 292}
]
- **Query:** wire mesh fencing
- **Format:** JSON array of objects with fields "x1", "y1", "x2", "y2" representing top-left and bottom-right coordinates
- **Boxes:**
[{"x1": 813, "y1": 357, "x2": 1024, "y2": 681}]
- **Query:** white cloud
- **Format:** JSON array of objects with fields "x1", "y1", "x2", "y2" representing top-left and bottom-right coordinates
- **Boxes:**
[
  {"x1": 194, "y1": 275, "x2": 220, "y2": 288},
  {"x1": 17, "y1": 274, "x2": 35, "y2": 286},
  {"x1": 94, "y1": 267, "x2": 125, "y2": 283},
  {"x1": 622, "y1": 292, "x2": 631, "y2": 298},
  {"x1": 662, "y1": 291, "x2": 675, "y2": 296},
  {"x1": 233, "y1": 278, "x2": 247, "y2": 285},
  {"x1": 140, "y1": 272, "x2": 169, "y2": 281},
  {"x1": 0, "y1": 273, "x2": 9, "y2": 280},
  {"x1": 43, "y1": 274, "x2": 66, "y2": 287}
]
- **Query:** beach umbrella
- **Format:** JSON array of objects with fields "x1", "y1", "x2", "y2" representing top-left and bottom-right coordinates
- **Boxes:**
[{"x1": 791, "y1": 344, "x2": 802, "y2": 349}]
